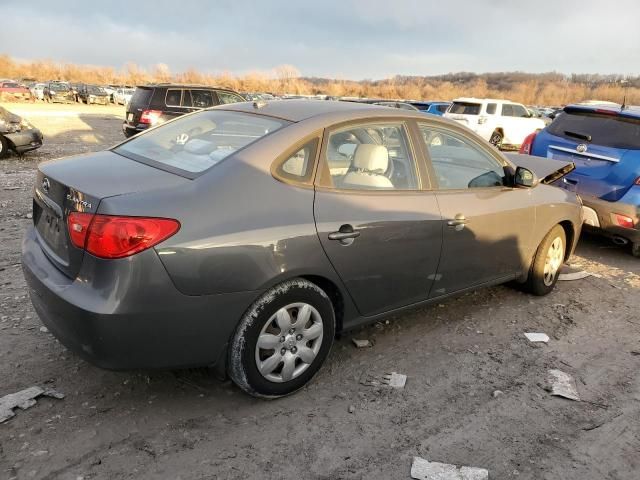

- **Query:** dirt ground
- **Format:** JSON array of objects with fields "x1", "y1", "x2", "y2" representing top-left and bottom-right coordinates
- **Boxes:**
[{"x1": 0, "y1": 103, "x2": 639, "y2": 480}]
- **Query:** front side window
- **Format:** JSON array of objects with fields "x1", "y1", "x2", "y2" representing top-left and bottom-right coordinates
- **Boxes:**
[
  {"x1": 217, "y1": 91, "x2": 245, "y2": 104},
  {"x1": 419, "y1": 125, "x2": 505, "y2": 190},
  {"x1": 512, "y1": 105, "x2": 529, "y2": 117},
  {"x1": 114, "y1": 110, "x2": 287, "y2": 175},
  {"x1": 320, "y1": 122, "x2": 419, "y2": 190},
  {"x1": 501, "y1": 104, "x2": 514, "y2": 117}
]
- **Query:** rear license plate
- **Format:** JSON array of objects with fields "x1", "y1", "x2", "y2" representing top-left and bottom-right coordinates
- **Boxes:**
[{"x1": 127, "y1": 113, "x2": 133, "y2": 121}]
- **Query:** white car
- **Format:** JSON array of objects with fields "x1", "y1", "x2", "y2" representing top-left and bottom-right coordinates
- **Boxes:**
[
  {"x1": 113, "y1": 87, "x2": 135, "y2": 106},
  {"x1": 444, "y1": 98, "x2": 546, "y2": 149},
  {"x1": 30, "y1": 83, "x2": 46, "y2": 101}
]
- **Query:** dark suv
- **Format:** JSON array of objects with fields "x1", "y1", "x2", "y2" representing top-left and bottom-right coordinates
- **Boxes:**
[{"x1": 122, "y1": 84, "x2": 246, "y2": 137}]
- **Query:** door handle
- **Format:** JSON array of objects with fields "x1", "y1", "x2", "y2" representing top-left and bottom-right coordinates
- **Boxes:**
[
  {"x1": 328, "y1": 225, "x2": 360, "y2": 245},
  {"x1": 447, "y1": 214, "x2": 467, "y2": 230}
]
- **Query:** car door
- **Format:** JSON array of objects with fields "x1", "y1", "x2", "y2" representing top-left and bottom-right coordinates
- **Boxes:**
[
  {"x1": 503, "y1": 103, "x2": 533, "y2": 145},
  {"x1": 314, "y1": 120, "x2": 443, "y2": 316},
  {"x1": 416, "y1": 123, "x2": 536, "y2": 297},
  {"x1": 163, "y1": 88, "x2": 190, "y2": 120}
]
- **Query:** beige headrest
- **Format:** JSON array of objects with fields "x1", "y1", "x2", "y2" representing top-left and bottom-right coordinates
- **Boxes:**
[{"x1": 352, "y1": 144, "x2": 389, "y2": 172}]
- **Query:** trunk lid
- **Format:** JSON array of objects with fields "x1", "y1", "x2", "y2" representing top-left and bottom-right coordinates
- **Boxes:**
[
  {"x1": 33, "y1": 150, "x2": 189, "y2": 278},
  {"x1": 125, "y1": 86, "x2": 153, "y2": 126}
]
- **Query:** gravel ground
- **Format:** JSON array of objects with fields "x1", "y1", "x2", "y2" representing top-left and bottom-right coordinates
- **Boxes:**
[{"x1": 1, "y1": 103, "x2": 639, "y2": 480}]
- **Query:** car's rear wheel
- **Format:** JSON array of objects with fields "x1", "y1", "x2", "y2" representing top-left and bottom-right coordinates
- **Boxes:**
[
  {"x1": 0, "y1": 135, "x2": 9, "y2": 159},
  {"x1": 489, "y1": 130, "x2": 503, "y2": 148},
  {"x1": 523, "y1": 225, "x2": 566, "y2": 295},
  {"x1": 632, "y1": 242, "x2": 640, "y2": 258},
  {"x1": 228, "y1": 278, "x2": 335, "y2": 398}
]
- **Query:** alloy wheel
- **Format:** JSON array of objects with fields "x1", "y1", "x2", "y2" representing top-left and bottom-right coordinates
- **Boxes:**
[
  {"x1": 543, "y1": 236, "x2": 564, "y2": 286},
  {"x1": 254, "y1": 303, "x2": 324, "y2": 383}
]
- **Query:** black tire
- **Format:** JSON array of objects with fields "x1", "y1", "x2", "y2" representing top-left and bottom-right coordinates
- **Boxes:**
[
  {"x1": 123, "y1": 129, "x2": 135, "y2": 138},
  {"x1": 228, "y1": 278, "x2": 335, "y2": 398},
  {"x1": 489, "y1": 130, "x2": 503, "y2": 148},
  {"x1": 632, "y1": 242, "x2": 640, "y2": 258},
  {"x1": 0, "y1": 135, "x2": 9, "y2": 159},
  {"x1": 522, "y1": 225, "x2": 566, "y2": 296}
]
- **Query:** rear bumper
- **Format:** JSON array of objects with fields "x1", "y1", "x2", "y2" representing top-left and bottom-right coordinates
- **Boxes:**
[
  {"x1": 22, "y1": 226, "x2": 259, "y2": 370},
  {"x1": 580, "y1": 193, "x2": 640, "y2": 243},
  {"x1": 5, "y1": 129, "x2": 43, "y2": 153},
  {"x1": 122, "y1": 122, "x2": 148, "y2": 136}
]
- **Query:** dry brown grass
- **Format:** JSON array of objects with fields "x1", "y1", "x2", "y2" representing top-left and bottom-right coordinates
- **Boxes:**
[{"x1": 2, "y1": 54, "x2": 639, "y2": 106}]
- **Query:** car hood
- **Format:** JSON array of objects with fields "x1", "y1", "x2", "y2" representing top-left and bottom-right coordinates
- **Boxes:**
[{"x1": 505, "y1": 153, "x2": 575, "y2": 185}]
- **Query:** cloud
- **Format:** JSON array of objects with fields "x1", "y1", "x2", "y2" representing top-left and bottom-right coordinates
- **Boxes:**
[{"x1": 2, "y1": 0, "x2": 639, "y2": 79}]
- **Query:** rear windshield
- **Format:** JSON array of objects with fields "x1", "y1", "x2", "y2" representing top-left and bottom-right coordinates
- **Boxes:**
[
  {"x1": 547, "y1": 111, "x2": 640, "y2": 149},
  {"x1": 114, "y1": 110, "x2": 288, "y2": 175},
  {"x1": 449, "y1": 102, "x2": 481, "y2": 115},
  {"x1": 130, "y1": 87, "x2": 153, "y2": 106}
]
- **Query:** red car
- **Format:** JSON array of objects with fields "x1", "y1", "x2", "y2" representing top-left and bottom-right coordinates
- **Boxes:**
[{"x1": 0, "y1": 82, "x2": 32, "y2": 101}]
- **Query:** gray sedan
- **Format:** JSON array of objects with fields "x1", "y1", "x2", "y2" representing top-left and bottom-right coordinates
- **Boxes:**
[{"x1": 22, "y1": 100, "x2": 582, "y2": 397}]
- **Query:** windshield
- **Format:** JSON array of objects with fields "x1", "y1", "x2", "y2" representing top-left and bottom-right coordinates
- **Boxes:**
[
  {"x1": 449, "y1": 102, "x2": 482, "y2": 115},
  {"x1": 547, "y1": 111, "x2": 640, "y2": 149},
  {"x1": 50, "y1": 83, "x2": 69, "y2": 92},
  {"x1": 114, "y1": 110, "x2": 288, "y2": 175},
  {"x1": 88, "y1": 86, "x2": 104, "y2": 94}
]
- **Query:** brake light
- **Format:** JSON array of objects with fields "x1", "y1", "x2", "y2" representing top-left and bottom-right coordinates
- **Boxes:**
[
  {"x1": 519, "y1": 131, "x2": 538, "y2": 155},
  {"x1": 613, "y1": 214, "x2": 635, "y2": 229},
  {"x1": 67, "y1": 213, "x2": 180, "y2": 259},
  {"x1": 139, "y1": 109, "x2": 163, "y2": 125}
]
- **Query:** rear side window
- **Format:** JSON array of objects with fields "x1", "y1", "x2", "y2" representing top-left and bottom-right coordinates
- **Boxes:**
[
  {"x1": 165, "y1": 89, "x2": 182, "y2": 107},
  {"x1": 114, "y1": 110, "x2": 288, "y2": 176},
  {"x1": 130, "y1": 87, "x2": 152, "y2": 106},
  {"x1": 449, "y1": 102, "x2": 481, "y2": 115},
  {"x1": 547, "y1": 111, "x2": 640, "y2": 149},
  {"x1": 274, "y1": 138, "x2": 319, "y2": 184},
  {"x1": 190, "y1": 90, "x2": 215, "y2": 108},
  {"x1": 486, "y1": 103, "x2": 497, "y2": 114},
  {"x1": 436, "y1": 104, "x2": 449, "y2": 113}
]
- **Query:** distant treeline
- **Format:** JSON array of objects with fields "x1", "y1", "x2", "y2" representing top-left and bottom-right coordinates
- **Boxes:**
[{"x1": 1, "y1": 54, "x2": 638, "y2": 106}]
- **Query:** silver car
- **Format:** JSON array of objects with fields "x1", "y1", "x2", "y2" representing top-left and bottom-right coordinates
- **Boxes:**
[{"x1": 22, "y1": 100, "x2": 582, "y2": 397}]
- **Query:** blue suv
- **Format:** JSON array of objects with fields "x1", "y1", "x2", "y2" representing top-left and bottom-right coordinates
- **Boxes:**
[
  {"x1": 521, "y1": 104, "x2": 640, "y2": 256},
  {"x1": 408, "y1": 101, "x2": 451, "y2": 116}
]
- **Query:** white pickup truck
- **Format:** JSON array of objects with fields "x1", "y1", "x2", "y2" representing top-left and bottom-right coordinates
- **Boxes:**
[{"x1": 444, "y1": 98, "x2": 546, "y2": 149}]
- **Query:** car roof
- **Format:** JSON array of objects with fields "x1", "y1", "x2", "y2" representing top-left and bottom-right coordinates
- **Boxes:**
[
  {"x1": 139, "y1": 83, "x2": 236, "y2": 91},
  {"x1": 452, "y1": 97, "x2": 518, "y2": 104},
  {"x1": 564, "y1": 103, "x2": 640, "y2": 119},
  {"x1": 218, "y1": 99, "x2": 426, "y2": 122}
]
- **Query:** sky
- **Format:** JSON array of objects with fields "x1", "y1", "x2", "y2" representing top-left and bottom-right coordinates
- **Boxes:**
[{"x1": 2, "y1": 0, "x2": 639, "y2": 80}]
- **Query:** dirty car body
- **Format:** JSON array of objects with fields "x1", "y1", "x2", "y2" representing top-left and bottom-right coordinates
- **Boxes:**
[
  {"x1": 22, "y1": 100, "x2": 582, "y2": 396},
  {"x1": 0, "y1": 106, "x2": 43, "y2": 158}
]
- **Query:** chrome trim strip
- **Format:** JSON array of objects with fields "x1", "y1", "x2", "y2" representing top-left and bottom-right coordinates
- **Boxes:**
[{"x1": 549, "y1": 145, "x2": 619, "y2": 163}]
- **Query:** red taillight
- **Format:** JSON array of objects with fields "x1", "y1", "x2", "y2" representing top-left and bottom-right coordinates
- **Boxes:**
[
  {"x1": 139, "y1": 109, "x2": 162, "y2": 125},
  {"x1": 519, "y1": 131, "x2": 537, "y2": 155},
  {"x1": 67, "y1": 213, "x2": 180, "y2": 259},
  {"x1": 67, "y1": 212, "x2": 93, "y2": 249},
  {"x1": 613, "y1": 214, "x2": 635, "y2": 229}
]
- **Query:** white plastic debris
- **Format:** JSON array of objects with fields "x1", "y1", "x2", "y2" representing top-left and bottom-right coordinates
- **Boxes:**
[
  {"x1": 383, "y1": 372, "x2": 407, "y2": 388},
  {"x1": 558, "y1": 270, "x2": 602, "y2": 281},
  {"x1": 548, "y1": 369, "x2": 580, "y2": 401},
  {"x1": 0, "y1": 386, "x2": 65, "y2": 423},
  {"x1": 411, "y1": 457, "x2": 489, "y2": 480},
  {"x1": 360, "y1": 371, "x2": 407, "y2": 389},
  {"x1": 351, "y1": 338, "x2": 372, "y2": 348},
  {"x1": 524, "y1": 332, "x2": 549, "y2": 343}
]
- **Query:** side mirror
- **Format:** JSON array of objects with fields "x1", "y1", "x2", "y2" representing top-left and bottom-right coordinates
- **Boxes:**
[{"x1": 514, "y1": 166, "x2": 537, "y2": 188}]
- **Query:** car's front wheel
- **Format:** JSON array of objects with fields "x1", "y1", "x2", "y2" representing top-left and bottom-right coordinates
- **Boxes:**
[
  {"x1": 632, "y1": 242, "x2": 640, "y2": 258},
  {"x1": 523, "y1": 225, "x2": 566, "y2": 295},
  {"x1": 0, "y1": 135, "x2": 9, "y2": 159},
  {"x1": 228, "y1": 278, "x2": 335, "y2": 398}
]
